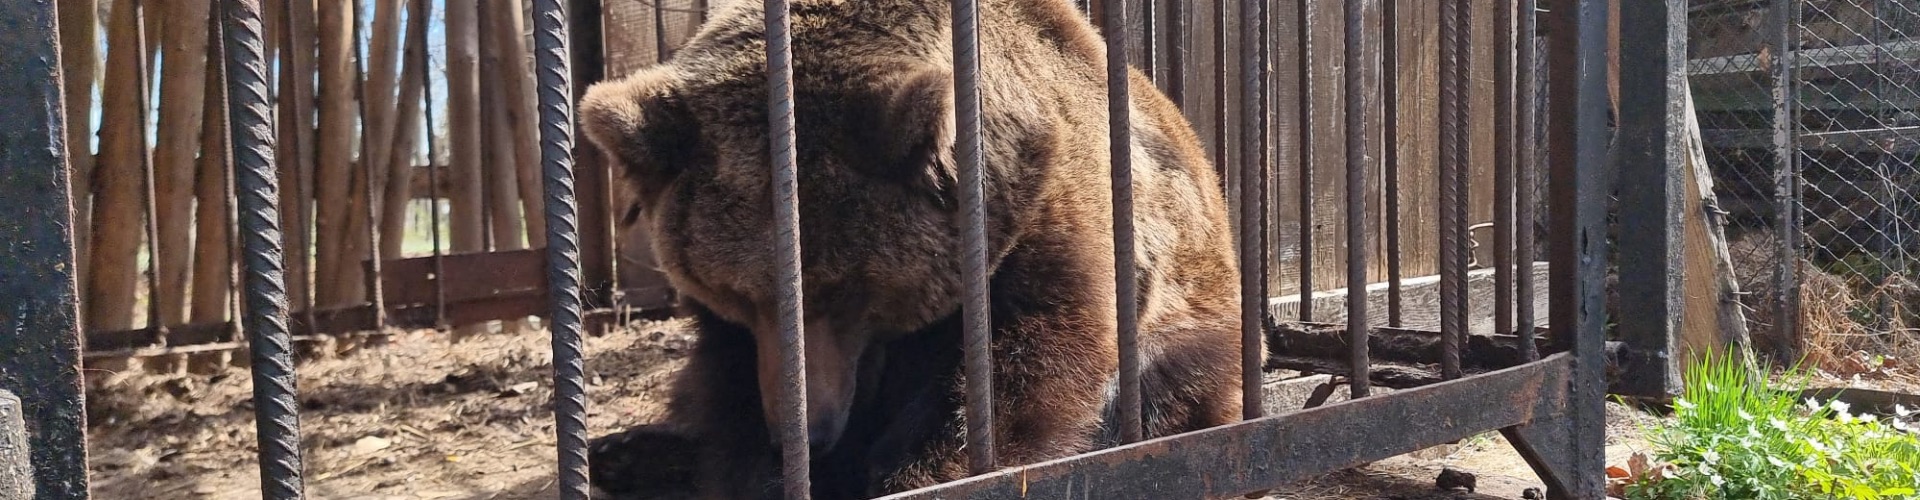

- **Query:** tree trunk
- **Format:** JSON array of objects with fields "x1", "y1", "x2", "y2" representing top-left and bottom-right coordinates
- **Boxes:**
[
  {"x1": 379, "y1": 0, "x2": 431, "y2": 262},
  {"x1": 493, "y1": 0, "x2": 546, "y2": 246},
  {"x1": 276, "y1": 0, "x2": 319, "y2": 320},
  {"x1": 479, "y1": 3, "x2": 527, "y2": 252},
  {"x1": 362, "y1": 0, "x2": 403, "y2": 197},
  {"x1": 153, "y1": 0, "x2": 212, "y2": 330},
  {"x1": 86, "y1": 0, "x2": 149, "y2": 335},
  {"x1": 59, "y1": 0, "x2": 97, "y2": 288},
  {"x1": 445, "y1": 0, "x2": 487, "y2": 340},
  {"x1": 314, "y1": 0, "x2": 360, "y2": 307}
]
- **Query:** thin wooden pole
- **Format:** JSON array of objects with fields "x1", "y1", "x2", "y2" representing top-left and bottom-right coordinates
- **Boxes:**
[
  {"x1": 314, "y1": 0, "x2": 361, "y2": 308},
  {"x1": 379, "y1": 0, "x2": 431, "y2": 262},
  {"x1": 153, "y1": 0, "x2": 213, "y2": 332},
  {"x1": 495, "y1": 0, "x2": 547, "y2": 246},
  {"x1": 445, "y1": 0, "x2": 488, "y2": 340},
  {"x1": 277, "y1": 0, "x2": 320, "y2": 326},
  {"x1": 86, "y1": 0, "x2": 151, "y2": 335},
  {"x1": 479, "y1": 2, "x2": 528, "y2": 252}
]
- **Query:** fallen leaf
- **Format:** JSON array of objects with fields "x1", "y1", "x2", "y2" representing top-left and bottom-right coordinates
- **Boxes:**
[
  {"x1": 1607, "y1": 465, "x2": 1630, "y2": 479},
  {"x1": 1628, "y1": 452, "x2": 1651, "y2": 480},
  {"x1": 355, "y1": 436, "x2": 393, "y2": 455}
]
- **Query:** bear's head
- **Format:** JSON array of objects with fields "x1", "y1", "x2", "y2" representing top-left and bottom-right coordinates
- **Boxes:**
[{"x1": 578, "y1": 1, "x2": 986, "y2": 453}]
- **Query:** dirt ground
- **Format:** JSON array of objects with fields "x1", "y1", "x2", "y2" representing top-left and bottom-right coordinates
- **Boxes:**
[{"x1": 82, "y1": 319, "x2": 1650, "y2": 500}]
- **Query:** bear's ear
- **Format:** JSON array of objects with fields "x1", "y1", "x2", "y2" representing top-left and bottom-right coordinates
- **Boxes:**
[
  {"x1": 578, "y1": 68, "x2": 701, "y2": 185},
  {"x1": 848, "y1": 66, "x2": 958, "y2": 206}
]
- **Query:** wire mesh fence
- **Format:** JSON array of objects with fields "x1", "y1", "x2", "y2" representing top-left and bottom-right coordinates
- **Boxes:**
[{"x1": 1690, "y1": 0, "x2": 1920, "y2": 367}]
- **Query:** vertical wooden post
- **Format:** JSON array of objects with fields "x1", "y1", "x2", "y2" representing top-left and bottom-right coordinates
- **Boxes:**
[
  {"x1": 314, "y1": 0, "x2": 361, "y2": 310},
  {"x1": 380, "y1": 0, "x2": 431, "y2": 262},
  {"x1": 479, "y1": 1, "x2": 528, "y2": 253},
  {"x1": 87, "y1": 0, "x2": 151, "y2": 336},
  {"x1": 571, "y1": 0, "x2": 616, "y2": 307},
  {"x1": 154, "y1": 0, "x2": 213, "y2": 337},
  {"x1": 447, "y1": 0, "x2": 489, "y2": 338},
  {"x1": 361, "y1": 0, "x2": 403, "y2": 193},
  {"x1": 277, "y1": 0, "x2": 321, "y2": 327},
  {"x1": 495, "y1": 0, "x2": 548, "y2": 246},
  {"x1": 59, "y1": 0, "x2": 97, "y2": 288}
]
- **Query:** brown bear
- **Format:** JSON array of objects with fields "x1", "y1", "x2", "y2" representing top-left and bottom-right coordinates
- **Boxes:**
[{"x1": 575, "y1": 0, "x2": 1249, "y2": 496}]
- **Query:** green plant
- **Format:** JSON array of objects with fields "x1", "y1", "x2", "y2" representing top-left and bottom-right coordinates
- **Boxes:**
[{"x1": 1626, "y1": 349, "x2": 1920, "y2": 500}]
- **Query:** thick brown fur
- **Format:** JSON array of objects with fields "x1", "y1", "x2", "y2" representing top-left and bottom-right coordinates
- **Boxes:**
[{"x1": 576, "y1": 0, "x2": 1250, "y2": 497}]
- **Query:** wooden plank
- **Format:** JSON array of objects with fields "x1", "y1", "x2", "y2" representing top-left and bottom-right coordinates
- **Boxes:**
[
  {"x1": 1680, "y1": 83, "x2": 1755, "y2": 368},
  {"x1": 380, "y1": 249, "x2": 546, "y2": 306}
]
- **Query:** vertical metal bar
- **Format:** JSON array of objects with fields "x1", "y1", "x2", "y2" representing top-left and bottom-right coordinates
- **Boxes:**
[
  {"x1": 1515, "y1": 0, "x2": 1538, "y2": 361},
  {"x1": 353, "y1": 0, "x2": 388, "y2": 334},
  {"x1": 135, "y1": 0, "x2": 165, "y2": 343},
  {"x1": 1168, "y1": 0, "x2": 1187, "y2": 107},
  {"x1": 1343, "y1": 0, "x2": 1378, "y2": 400},
  {"x1": 1494, "y1": 0, "x2": 1516, "y2": 338},
  {"x1": 531, "y1": 0, "x2": 591, "y2": 497},
  {"x1": 1239, "y1": 0, "x2": 1268, "y2": 421},
  {"x1": 1615, "y1": 0, "x2": 1686, "y2": 399},
  {"x1": 417, "y1": 0, "x2": 448, "y2": 330},
  {"x1": 223, "y1": 0, "x2": 307, "y2": 497},
  {"x1": 1382, "y1": 0, "x2": 1404, "y2": 328},
  {"x1": 1770, "y1": 0, "x2": 1800, "y2": 364},
  {"x1": 952, "y1": 0, "x2": 996, "y2": 473},
  {"x1": 1294, "y1": 0, "x2": 1313, "y2": 321},
  {"x1": 1546, "y1": 0, "x2": 1610, "y2": 496},
  {"x1": 653, "y1": 0, "x2": 670, "y2": 62},
  {"x1": 1142, "y1": 0, "x2": 1157, "y2": 83},
  {"x1": 760, "y1": 0, "x2": 813, "y2": 493},
  {"x1": 1107, "y1": 0, "x2": 1145, "y2": 445},
  {"x1": 0, "y1": 0, "x2": 90, "y2": 494},
  {"x1": 1213, "y1": 0, "x2": 1227, "y2": 191},
  {"x1": 1437, "y1": 0, "x2": 1464, "y2": 380}
]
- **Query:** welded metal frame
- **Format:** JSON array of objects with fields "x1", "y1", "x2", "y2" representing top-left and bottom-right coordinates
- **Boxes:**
[{"x1": 0, "y1": 0, "x2": 1617, "y2": 498}]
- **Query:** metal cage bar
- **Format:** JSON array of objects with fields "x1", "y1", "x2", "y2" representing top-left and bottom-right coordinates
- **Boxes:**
[
  {"x1": 952, "y1": 0, "x2": 997, "y2": 474},
  {"x1": 760, "y1": 0, "x2": 814, "y2": 494},
  {"x1": 1382, "y1": 0, "x2": 1404, "y2": 329},
  {"x1": 1342, "y1": 0, "x2": 1377, "y2": 399},
  {"x1": 1106, "y1": 0, "x2": 1146, "y2": 445},
  {"x1": 1546, "y1": 0, "x2": 1612, "y2": 495},
  {"x1": 0, "y1": 0, "x2": 90, "y2": 496},
  {"x1": 1516, "y1": 0, "x2": 1540, "y2": 362},
  {"x1": 1293, "y1": 0, "x2": 1313, "y2": 323},
  {"x1": 1238, "y1": 0, "x2": 1268, "y2": 421},
  {"x1": 531, "y1": 0, "x2": 592, "y2": 497},
  {"x1": 1438, "y1": 0, "x2": 1470, "y2": 381},
  {"x1": 1494, "y1": 0, "x2": 1517, "y2": 339},
  {"x1": 222, "y1": 0, "x2": 308, "y2": 497}
]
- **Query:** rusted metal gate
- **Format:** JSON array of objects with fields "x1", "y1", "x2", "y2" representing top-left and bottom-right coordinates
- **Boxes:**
[{"x1": 0, "y1": 0, "x2": 1627, "y2": 499}]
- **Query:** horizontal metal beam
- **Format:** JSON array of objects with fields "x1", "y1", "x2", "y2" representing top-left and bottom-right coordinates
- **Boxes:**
[
  {"x1": 1688, "y1": 40, "x2": 1920, "y2": 76},
  {"x1": 877, "y1": 355, "x2": 1574, "y2": 500}
]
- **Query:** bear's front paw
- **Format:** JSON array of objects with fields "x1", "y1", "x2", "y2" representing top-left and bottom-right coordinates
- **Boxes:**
[{"x1": 587, "y1": 424, "x2": 700, "y2": 499}]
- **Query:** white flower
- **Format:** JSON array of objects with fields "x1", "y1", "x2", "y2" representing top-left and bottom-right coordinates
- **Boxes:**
[
  {"x1": 1897, "y1": 404, "x2": 1913, "y2": 418},
  {"x1": 1806, "y1": 398, "x2": 1824, "y2": 412},
  {"x1": 1770, "y1": 417, "x2": 1791, "y2": 432},
  {"x1": 1702, "y1": 450, "x2": 1721, "y2": 464},
  {"x1": 1676, "y1": 398, "x2": 1696, "y2": 410},
  {"x1": 1831, "y1": 400, "x2": 1852, "y2": 416},
  {"x1": 1738, "y1": 409, "x2": 1755, "y2": 421}
]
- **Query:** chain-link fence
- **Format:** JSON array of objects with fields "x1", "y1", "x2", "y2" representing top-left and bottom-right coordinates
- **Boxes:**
[{"x1": 1690, "y1": 0, "x2": 1920, "y2": 368}]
